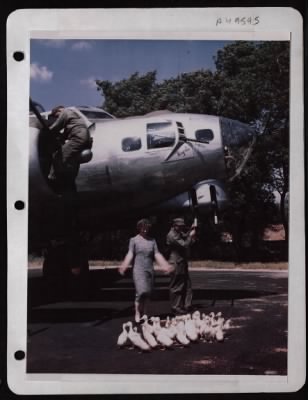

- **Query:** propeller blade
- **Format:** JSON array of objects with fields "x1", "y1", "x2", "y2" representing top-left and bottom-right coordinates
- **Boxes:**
[
  {"x1": 209, "y1": 184, "x2": 219, "y2": 224},
  {"x1": 189, "y1": 188, "x2": 198, "y2": 214},
  {"x1": 189, "y1": 188, "x2": 199, "y2": 227}
]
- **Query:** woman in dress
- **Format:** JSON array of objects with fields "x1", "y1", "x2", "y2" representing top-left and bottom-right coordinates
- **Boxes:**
[{"x1": 119, "y1": 219, "x2": 172, "y2": 322}]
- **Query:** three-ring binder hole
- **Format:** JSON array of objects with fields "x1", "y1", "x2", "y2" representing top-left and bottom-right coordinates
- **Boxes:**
[
  {"x1": 14, "y1": 200, "x2": 25, "y2": 210},
  {"x1": 13, "y1": 51, "x2": 24, "y2": 61},
  {"x1": 14, "y1": 350, "x2": 25, "y2": 360}
]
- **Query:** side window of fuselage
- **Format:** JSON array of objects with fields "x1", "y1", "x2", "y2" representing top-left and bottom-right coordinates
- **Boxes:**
[
  {"x1": 146, "y1": 122, "x2": 176, "y2": 149},
  {"x1": 122, "y1": 137, "x2": 142, "y2": 152},
  {"x1": 195, "y1": 129, "x2": 214, "y2": 142}
]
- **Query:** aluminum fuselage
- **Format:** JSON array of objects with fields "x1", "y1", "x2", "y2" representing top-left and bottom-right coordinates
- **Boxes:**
[{"x1": 28, "y1": 111, "x2": 252, "y2": 243}]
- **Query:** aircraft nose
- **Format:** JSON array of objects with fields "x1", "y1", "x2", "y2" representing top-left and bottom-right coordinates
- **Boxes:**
[
  {"x1": 220, "y1": 117, "x2": 256, "y2": 181},
  {"x1": 220, "y1": 117, "x2": 255, "y2": 148}
]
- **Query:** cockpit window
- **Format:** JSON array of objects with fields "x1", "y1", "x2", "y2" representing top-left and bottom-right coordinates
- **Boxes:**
[
  {"x1": 195, "y1": 129, "x2": 214, "y2": 142},
  {"x1": 122, "y1": 137, "x2": 142, "y2": 152},
  {"x1": 147, "y1": 122, "x2": 176, "y2": 149}
]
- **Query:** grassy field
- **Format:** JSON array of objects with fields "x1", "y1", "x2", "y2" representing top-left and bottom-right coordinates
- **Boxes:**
[{"x1": 28, "y1": 257, "x2": 288, "y2": 270}]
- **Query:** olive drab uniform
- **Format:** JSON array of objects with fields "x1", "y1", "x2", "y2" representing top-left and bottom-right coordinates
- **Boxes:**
[
  {"x1": 49, "y1": 107, "x2": 92, "y2": 192},
  {"x1": 166, "y1": 227, "x2": 194, "y2": 312}
]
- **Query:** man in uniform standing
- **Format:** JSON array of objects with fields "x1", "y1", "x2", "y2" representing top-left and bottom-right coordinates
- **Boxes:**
[{"x1": 166, "y1": 218, "x2": 196, "y2": 315}]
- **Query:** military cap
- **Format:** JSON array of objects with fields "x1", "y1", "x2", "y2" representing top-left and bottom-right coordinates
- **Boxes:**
[{"x1": 173, "y1": 218, "x2": 186, "y2": 226}]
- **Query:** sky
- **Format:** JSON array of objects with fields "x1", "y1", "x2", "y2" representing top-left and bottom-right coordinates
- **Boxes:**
[{"x1": 30, "y1": 39, "x2": 232, "y2": 111}]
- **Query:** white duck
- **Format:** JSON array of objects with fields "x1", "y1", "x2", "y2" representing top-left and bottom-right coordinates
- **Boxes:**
[
  {"x1": 156, "y1": 328, "x2": 174, "y2": 348},
  {"x1": 175, "y1": 316, "x2": 190, "y2": 346},
  {"x1": 184, "y1": 314, "x2": 199, "y2": 342},
  {"x1": 150, "y1": 317, "x2": 162, "y2": 337},
  {"x1": 140, "y1": 315, "x2": 154, "y2": 334},
  {"x1": 192, "y1": 310, "x2": 201, "y2": 320},
  {"x1": 209, "y1": 312, "x2": 216, "y2": 325},
  {"x1": 141, "y1": 316, "x2": 158, "y2": 349},
  {"x1": 215, "y1": 314, "x2": 225, "y2": 329},
  {"x1": 126, "y1": 322, "x2": 151, "y2": 352},
  {"x1": 166, "y1": 318, "x2": 178, "y2": 340},
  {"x1": 192, "y1": 310, "x2": 202, "y2": 334},
  {"x1": 215, "y1": 325, "x2": 224, "y2": 342},
  {"x1": 201, "y1": 315, "x2": 213, "y2": 342},
  {"x1": 152, "y1": 317, "x2": 174, "y2": 348},
  {"x1": 117, "y1": 322, "x2": 129, "y2": 348},
  {"x1": 209, "y1": 314, "x2": 220, "y2": 339},
  {"x1": 198, "y1": 314, "x2": 207, "y2": 339},
  {"x1": 209, "y1": 314, "x2": 225, "y2": 342},
  {"x1": 165, "y1": 316, "x2": 171, "y2": 329},
  {"x1": 223, "y1": 318, "x2": 232, "y2": 331}
]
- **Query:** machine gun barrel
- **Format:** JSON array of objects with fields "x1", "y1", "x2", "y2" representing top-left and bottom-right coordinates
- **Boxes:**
[{"x1": 29, "y1": 98, "x2": 51, "y2": 132}]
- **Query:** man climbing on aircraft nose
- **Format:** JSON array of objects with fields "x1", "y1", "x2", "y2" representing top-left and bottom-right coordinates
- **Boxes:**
[{"x1": 48, "y1": 105, "x2": 92, "y2": 193}]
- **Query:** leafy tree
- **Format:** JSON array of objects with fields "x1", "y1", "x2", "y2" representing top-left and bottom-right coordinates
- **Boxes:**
[
  {"x1": 213, "y1": 41, "x2": 289, "y2": 247},
  {"x1": 96, "y1": 71, "x2": 158, "y2": 117}
]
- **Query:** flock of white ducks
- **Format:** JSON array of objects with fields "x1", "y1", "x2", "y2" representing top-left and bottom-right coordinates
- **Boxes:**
[{"x1": 117, "y1": 311, "x2": 232, "y2": 352}]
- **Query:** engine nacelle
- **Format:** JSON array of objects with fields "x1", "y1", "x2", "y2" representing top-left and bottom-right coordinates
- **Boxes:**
[{"x1": 153, "y1": 180, "x2": 228, "y2": 215}]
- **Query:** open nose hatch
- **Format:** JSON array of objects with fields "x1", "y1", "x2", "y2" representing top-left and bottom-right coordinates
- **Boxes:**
[{"x1": 220, "y1": 117, "x2": 256, "y2": 181}]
